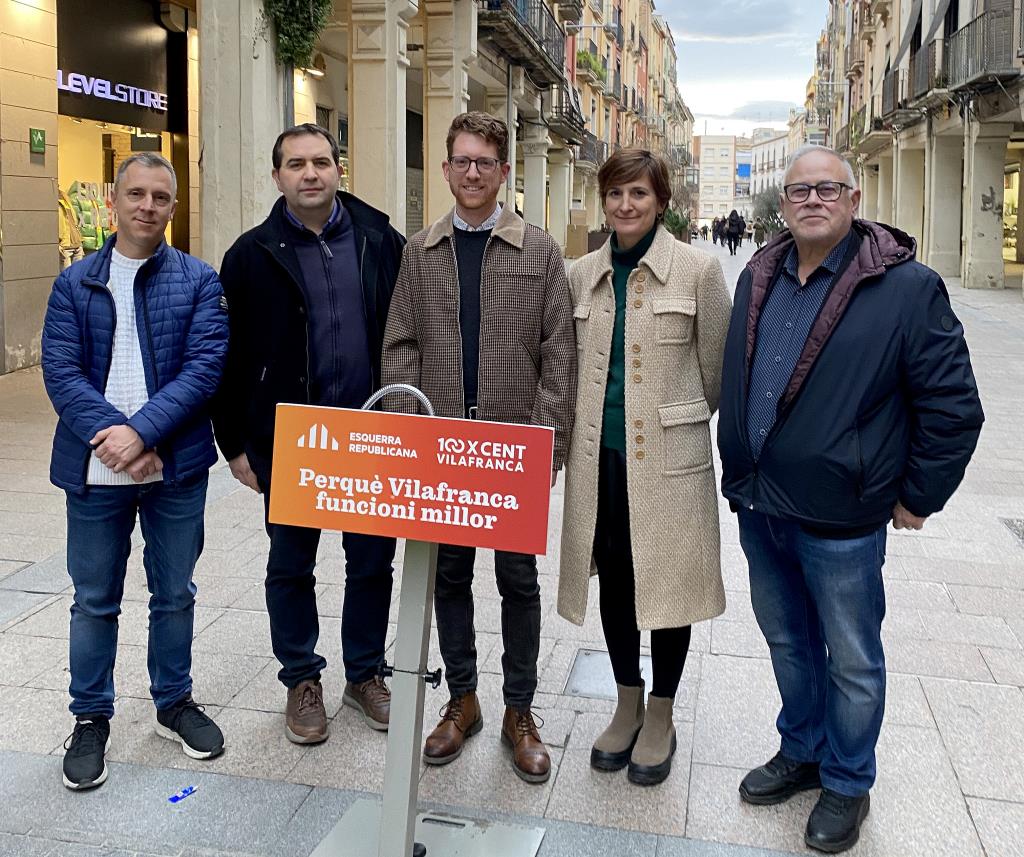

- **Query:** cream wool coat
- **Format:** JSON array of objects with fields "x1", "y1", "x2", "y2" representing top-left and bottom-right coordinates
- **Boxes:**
[{"x1": 557, "y1": 226, "x2": 732, "y2": 630}]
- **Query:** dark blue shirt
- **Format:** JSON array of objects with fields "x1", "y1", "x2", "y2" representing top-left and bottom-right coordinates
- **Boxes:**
[
  {"x1": 285, "y1": 200, "x2": 372, "y2": 409},
  {"x1": 746, "y1": 230, "x2": 855, "y2": 459},
  {"x1": 452, "y1": 226, "x2": 491, "y2": 412}
]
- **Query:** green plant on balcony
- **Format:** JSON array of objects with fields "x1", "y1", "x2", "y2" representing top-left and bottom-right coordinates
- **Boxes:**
[
  {"x1": 576, "y1": 50, "x2": 607, "y2": 82},
  {"x1": 263, "y1": 0, "x2": 333, "y2": 68}
]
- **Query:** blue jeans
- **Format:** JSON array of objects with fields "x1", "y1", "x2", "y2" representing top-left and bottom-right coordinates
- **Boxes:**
[
  {"x1": 738, "y1": 509, "x2": 887, "y2": 797},
  {"x1": 65, "y1": 474, "x2": 208, "y2": 718}
]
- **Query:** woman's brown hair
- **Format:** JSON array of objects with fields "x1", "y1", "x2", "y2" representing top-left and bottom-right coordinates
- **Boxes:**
[{"x1": 597, "y1": 148, "x2": 672, "y2": 208}]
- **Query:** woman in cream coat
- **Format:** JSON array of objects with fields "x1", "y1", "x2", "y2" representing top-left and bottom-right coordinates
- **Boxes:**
[{"x1": 558, "y1": 149, "x2": 731, "y2": 785}]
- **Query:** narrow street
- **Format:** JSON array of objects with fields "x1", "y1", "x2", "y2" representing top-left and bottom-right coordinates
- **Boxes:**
[{"x1": 1, "y1": 236, "x2": 1022, "y2": 856}]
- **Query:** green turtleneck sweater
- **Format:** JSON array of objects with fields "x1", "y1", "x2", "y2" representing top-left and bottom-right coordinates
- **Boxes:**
[{"x1": 602, "y1": 225, "x2": 658, "y2": 452}]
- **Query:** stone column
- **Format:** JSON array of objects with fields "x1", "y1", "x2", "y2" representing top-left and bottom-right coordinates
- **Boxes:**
[
  {"x1": 0, "y1": 0, "x2": 59, "y2": 373},
  {"x1": 486, "y1": 68, "x2": 525, "y2": 210},
  {"x1": 962, "y1": 121, "x2": 1012, "y2": 289},
  {"x1": 895, "y1": 143, "x2": 925, "y2": 247},
  {"x1": 876, "y1": 153, "x2": 894, "y2": 225},
  {"x1": 521, "y1": 127, "x2": 550, "y2": 229},
  {"x1": 423, "y1": 0, "x2": 476, "y2": 225},
  {"x1": 587, "y1": 178, "x2": 603, "y2": 230},
  {"x1": 858, "y1": 165, "x2": 878, "y2": 223},
  {"x1": 924, "y1": 133, "x2": 962, "y2": 278},
  {"x1": 547, "y1": 149, "x2": 571, "y2": 251},
  {"x1": 199, "y1": 0, "x2": 287, "y2": 268},
  {"x1": 349, "y1": 0, "x2": 418, "y2": 235}
]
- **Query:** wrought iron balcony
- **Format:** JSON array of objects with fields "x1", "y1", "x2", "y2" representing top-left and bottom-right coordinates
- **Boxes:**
[
  {"x1": 909, "y1": 41, "x2": 941, "y2": 100},
  {"x1": 476, "y1": 0, "x2": 566, "y2": 87},
  {"x1": 857, "y1": 95, "x2": 889, "y2": 155},
  {"x1": 845, "y1": 41, "x2": 863, "y2": 79},
  {"x1": 548, "y1": 82, "x2": 585, "y2": 145},
  {"x1": 944, "y1": 10, "x2": 1018, "y2": 90},
  {"x1": 849, "y1": 103, "x2": 866, "y2": 150},
  {"x1": 670, "y1": 144, "x2": 691, "y2": 167},
  {"x1": 575, "y1": 48, "x2": 605, "y2": 86},
  {"x1": 576, "y1": 130, "x2": 608, "y2": 167},
  {"x1": 835, "y1": 123, "x2": 850, "y2": 154},
  {"x1": 602, "y1": 70, "x2": 622, "y2": 102},
  {"x1": 881, "y1": 68, "x2": 901, "y2": 117},
  {"x1": 556, "y1": 0, "x2": 583, "y2": 24}
]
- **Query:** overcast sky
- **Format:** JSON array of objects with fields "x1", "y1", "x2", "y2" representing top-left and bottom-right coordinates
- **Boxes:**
[{"x1": 657, "y1": 0, "x2": 824, "y2": 137}]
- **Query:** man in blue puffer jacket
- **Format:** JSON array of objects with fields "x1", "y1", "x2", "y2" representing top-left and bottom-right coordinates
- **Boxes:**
[{"x1": 41, "y1": 153, "x2": 228, "y2": 792}]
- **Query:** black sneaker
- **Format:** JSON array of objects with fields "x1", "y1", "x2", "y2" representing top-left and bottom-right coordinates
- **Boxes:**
[
  {"x1": 155, "y1": 696, "x2": 224, "y2": 759},
  {"x1": 805, "y1": 789, "x2": 870, "y2": 853},
  {"x1": 62, "y1": 716, "x2": 111, "y2": 790},
  {"x1": 739, "y1": 751, "x2": 821, "y2": 805}
]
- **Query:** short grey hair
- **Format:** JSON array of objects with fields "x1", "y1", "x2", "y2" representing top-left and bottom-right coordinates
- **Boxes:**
[
  {"x1": 784, "y1": 144, "x2": 857, "y2": 188},
  {"x1": 114, "y1": 153, "x2": 177, "y2": 199}
]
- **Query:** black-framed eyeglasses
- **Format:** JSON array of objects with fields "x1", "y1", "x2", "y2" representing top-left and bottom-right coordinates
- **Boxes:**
[
  {"x1": 783, "y1": 181, "x2": 851, "y2": 203},
  {"x1": 448, "y1": 156, "x2": 502, "y2": 175}
]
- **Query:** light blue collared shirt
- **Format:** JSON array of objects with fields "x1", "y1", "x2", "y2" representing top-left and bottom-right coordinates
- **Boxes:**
[{"x1": 453, "y1": 204, "x2": 502, "y2": 232}]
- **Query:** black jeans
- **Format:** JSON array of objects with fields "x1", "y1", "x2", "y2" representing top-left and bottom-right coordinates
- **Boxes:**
[
  {"x1": 434, "y1": 544, "x2": 541, "y2": 709},
  {"x1": 262, "y1": 492, "x2": 395, "y2": 687},
  {"x1": 594, "y1": 446, "x2": 691, "y2": 699},
  {"x1": 727, "y1": 235, "x2": 739, "y2": 255}
]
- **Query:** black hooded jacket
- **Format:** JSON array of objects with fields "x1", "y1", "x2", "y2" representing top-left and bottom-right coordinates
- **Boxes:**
[{"x1": 717, "y1": 219, "x2": 983, "y2": 533}]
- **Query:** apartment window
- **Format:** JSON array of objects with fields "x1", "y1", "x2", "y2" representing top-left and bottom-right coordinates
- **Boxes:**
[
  {"x1": 719, "y1": 166, "x2": 729, "y2": 175},
  {"x1": 720, "y1": 148, "x2": 729, "y2": 157},
  {"x1": 719, "y1": 186, "x2": 729, "y2": 195}
]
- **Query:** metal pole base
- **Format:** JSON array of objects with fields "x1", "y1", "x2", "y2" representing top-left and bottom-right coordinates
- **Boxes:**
[{"x1": 309, "y1": 798, "x2": 545, "y2": 857}]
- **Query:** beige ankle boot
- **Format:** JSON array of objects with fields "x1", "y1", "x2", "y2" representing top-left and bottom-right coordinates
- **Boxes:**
[
  {"x1": 590, "y1": 682, "x2": 645, "y2": 771},
  {"x1": 627, "y1": 694, "x2": 676, "y2": 786}
]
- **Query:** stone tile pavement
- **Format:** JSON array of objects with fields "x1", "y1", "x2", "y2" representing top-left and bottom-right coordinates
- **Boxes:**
[{"x1": 0, "y1": 239, "x2": 1022, "y2": 856}]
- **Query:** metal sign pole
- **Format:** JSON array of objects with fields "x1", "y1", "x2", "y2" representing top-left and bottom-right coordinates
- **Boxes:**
[{"x1": 378, "y1": 538, "x2": 437, "y2": 857}]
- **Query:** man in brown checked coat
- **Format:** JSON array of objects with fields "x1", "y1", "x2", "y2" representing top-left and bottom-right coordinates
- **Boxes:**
[{"x1": 382, "y1": 112, "x2": 576, "y2": 784}]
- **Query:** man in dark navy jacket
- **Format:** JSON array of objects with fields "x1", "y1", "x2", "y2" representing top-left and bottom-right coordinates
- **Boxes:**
[
  {"x1": 42, "y1": 154, "x2": 229, "y2": 791},
  {"x1": 212, "y1": 124, "x2": 404, "y2": 746},
  {"x1": 717, "y1": 145, "x2": 982, "y2": 853}
]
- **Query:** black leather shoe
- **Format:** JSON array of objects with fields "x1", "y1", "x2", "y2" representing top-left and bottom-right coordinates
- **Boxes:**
[
  {"x1": 805, "y1": 789, "x2": 870, "y2": 853},
  {"x1": 739, "y1": 751, "x2": 821, "y2": 805}
]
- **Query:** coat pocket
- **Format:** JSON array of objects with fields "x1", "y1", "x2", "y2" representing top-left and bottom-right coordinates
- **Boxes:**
[
  {"x1": 659, "y1": 398, "x2": 712, "y2": 476},
  {"x1": 573, "y1": 302, "x2": 591, "y2": 350},
  {"x1": 652, "y1": 297, "x2": 696, "y2": 345}
]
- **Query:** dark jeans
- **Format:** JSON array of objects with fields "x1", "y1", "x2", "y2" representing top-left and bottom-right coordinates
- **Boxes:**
[
  {"x1": 434, "y1": 544, "x2": 540, "y2": 709},
  {"x1": 594, "y1": 446, "x2": 691, "y2": 698},
  {"x1": 65, "y1": 474, "x2": 208, "y2": 718},
  {"x1": 738, "y1": 509, "x2": 887, "y2": 797},
  {"x1": 263, "y1": 492, "x2": 395, "y2": 687},
  {"x1": 727, "y1": 235, "x2": 738, "y2": 255}
]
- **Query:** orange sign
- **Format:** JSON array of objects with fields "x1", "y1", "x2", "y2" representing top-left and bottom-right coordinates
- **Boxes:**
[{"x1": 268, "y1": 404, "x2": 555, "y2": 555}]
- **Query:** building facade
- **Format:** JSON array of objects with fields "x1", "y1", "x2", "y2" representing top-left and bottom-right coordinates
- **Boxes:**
[
  {"x1": 821, "y1": 0, "x2": 1024, "y2": 292},
  {"x1": 751, "y1": 132, "x2": 789, "y2": 196}
]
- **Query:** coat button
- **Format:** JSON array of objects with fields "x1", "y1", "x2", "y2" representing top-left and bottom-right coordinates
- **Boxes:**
[
  {"x1": 636, "y1": 450, "x2": 645, "y2": 460},
  {"x1": 633, "y1": 300, "x2": 643, "y2": 309},
  {"x1": 634, "y1": 419, "x2": 643, "y2": 429},
  {"x1": 636, "y1": 272, "x2": 647, "y2": 283},
  {"x1": 633, "y1": 374, "x2": 642, "y2": 383},
  {"x1": 632, "y1": 344, "x2": 641, "y2": 353},
  {"x1": 636, "y1": 435, "x2": 644, "y2": 444},
  {"x1": 632, "y1": 358, "x2": 641, "y2": 368},
  {"x1": 636, "y1": 284, "x2": 644, "y2": 293}
]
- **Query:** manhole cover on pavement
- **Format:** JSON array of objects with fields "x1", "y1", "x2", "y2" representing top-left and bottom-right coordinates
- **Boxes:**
[
  {"x1": 1000, "y1": 518, "x2": 1024, "y2": 547},
  {"x1": 564, "y1": 648, "x2": 653, "y2": 699}
]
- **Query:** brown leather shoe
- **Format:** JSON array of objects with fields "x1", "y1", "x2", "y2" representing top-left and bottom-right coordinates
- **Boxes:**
[
  {"x1": 423, "y1": 692, "x2": 483, "y2": 766},
  {"x1": 501, "y1": 706, "x2": 551, "y2": 783},
  {"x1": 285, "y1": 679, "x2": 328, "y2": 744},
  {"x1": 343, "y1": 675, "x2": 390, "y2": 731}
]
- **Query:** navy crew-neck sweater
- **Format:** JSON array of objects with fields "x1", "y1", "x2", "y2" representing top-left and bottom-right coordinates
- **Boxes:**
[{"x1": 452, "y1": 226, "x2": 491, "y2": 412}]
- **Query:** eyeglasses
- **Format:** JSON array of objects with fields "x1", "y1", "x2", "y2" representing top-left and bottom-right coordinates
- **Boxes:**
[
  {"x1": 448, "y1": 156, "x2": 502, "y2": 174},
  {"x1": 783, "y1": 181, "x2": 851, "y2": 203}
]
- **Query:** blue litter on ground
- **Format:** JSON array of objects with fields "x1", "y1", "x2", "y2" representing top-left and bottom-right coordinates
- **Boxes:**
[{"x1": 168, "y1": 785, "x2": 198, "y2": 803}]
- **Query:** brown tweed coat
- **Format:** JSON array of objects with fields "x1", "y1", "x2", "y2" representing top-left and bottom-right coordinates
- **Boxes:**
[
  {"x1": 381, "y1": 205, "x2": 577, "y2": 469},
  {"x1": 557, "y1": 226, "x2": 731, "y2": 630}
]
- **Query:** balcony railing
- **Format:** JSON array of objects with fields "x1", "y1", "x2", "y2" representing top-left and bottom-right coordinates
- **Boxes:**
[
  {"x1": 548, "y1": 82, "x2": 585, "y2": 145},
  {"x1": 835, "y1": 123, "x2": 850, "y2": 153},
  {"x1": 603, "y1": 70, "x2": 622, "y2": 102},
  {"x1": 556, "y1": 0, "x2": 583, "y2": 24},
  {"x1": 849, "y1": 103, "x2": 866, "y2": 149},
  {"x1": 944, "y1": 10, "x2": 1017, "y2": 90},
  {"x1": 909, "y1": 40, "x2": 940, "y2": 99},
  {"x1": 845, "y1": 41, "x2": 863, "y2": 78},
  {"x1": 577, "y1": 130, "x2": 608, "y2": 166},
  {"x1": 476, "y1": 0, "x2": 565, "y2": 86},
  {"x1": 881, "y1": 67, "x2": 901, "y2": 116}
]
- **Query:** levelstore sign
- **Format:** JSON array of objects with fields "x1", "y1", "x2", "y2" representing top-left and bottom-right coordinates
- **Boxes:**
[
  {"x1": 269, "y1": 405, "x2": 555, "y2": 554},
  {"x1": 57, "y1": 71, "x2": 168, "y2": 112}
]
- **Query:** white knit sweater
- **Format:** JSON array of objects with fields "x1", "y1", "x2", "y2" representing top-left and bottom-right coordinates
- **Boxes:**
[{"x1": 87, "y1": 249, "x2": 161, "y2": 486}]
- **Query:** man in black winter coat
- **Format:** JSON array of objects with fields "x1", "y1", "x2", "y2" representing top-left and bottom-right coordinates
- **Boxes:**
[
  {"x1": 717, "y1": 145, "x2": 982, "y2": 854},
  {"x1": 212, "y1": 124, "x2": 405, "y2": 746}
]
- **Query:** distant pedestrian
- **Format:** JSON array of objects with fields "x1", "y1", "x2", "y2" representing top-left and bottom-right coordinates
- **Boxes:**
[
  {"x1": 558, "y1": 148, "x2": 731, "y2": 786},
  {"x1": 726, "y1": 209, "x2": 742, "y2": 255},
  {"x1": 711, "y1": 216, "x2": 721, "y2": 245},
  {"x1": 753, "y1": 218, "x2": 766, "y2": 249},
  {"x1": 718, "y1": 145, "x2": 983, "y2": 853},
  {"x1": 701, "y1": 224, "x2": 709, "y2": 241},
  {"x1": 42, "y1": 153, "x2": 228, "y2": 791}
]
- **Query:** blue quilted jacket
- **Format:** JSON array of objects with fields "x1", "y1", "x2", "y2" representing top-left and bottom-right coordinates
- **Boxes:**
[{"x1": 41, "y1": 236, "x2": 229, "y2": 493}]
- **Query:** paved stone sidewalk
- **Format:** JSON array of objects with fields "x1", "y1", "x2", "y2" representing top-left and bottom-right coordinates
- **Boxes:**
[{"x1": 1, "y1": 240, "x2": 1022, "y2": 856}]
